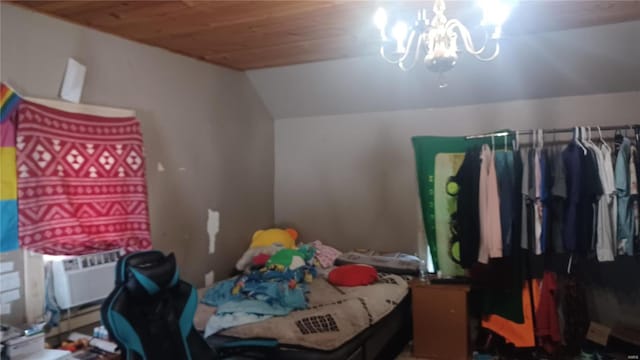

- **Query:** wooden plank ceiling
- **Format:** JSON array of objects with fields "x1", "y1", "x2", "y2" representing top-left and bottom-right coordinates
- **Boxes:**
[{"x1": 13, "y1": 1, "x2": 640, "y2": 70}]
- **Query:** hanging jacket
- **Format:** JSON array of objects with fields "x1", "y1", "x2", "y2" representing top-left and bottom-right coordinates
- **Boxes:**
[
  {"x1": 454, "y1": 145, "x2": 482, "y2": 268},
  {"x1": 478, "y1": 144, "x2": 502, "y2": 263}
]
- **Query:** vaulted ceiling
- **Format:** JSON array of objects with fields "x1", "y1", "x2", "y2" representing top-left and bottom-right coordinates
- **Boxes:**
[{"x1": 13, "y1": 1, "x2": 640, "y2": 70}]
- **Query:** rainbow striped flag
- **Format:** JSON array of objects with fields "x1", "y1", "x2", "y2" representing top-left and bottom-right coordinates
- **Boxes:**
[{"x1": 1, "y1": 83, "x2": 21, "y2": 252}]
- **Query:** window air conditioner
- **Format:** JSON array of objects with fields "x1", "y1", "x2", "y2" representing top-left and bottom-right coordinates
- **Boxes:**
[{"x1": 51, "y1": 249, "x2": 122, "y2": 309}]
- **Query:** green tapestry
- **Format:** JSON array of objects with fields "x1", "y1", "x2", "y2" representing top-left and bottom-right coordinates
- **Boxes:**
[
  {"x1": 412, "y1": 136, "x2": 468, "y2": 276},
  {"x1": 412, "y1": 135, "x2": 505, "y2": 275}
]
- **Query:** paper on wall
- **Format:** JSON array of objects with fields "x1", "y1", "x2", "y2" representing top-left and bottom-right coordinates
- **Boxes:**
[
  {"x1": 60, "y1": 58, "x2": 86, "y2": 103},
  {"x1": 0, "y1": 271, "x2": 20, "y2": 292},
  {"x1": 205, "y1": 270, "x2": 214, "y2": 288},
  {"x1": 0, "y1": 289, "x2": 20, "y2": 304},
  {"x1": 207, "y1": 209, "x2": 219, "y2": 255},
  {"x1": 0, "y1": 261, "x2": 14, "y2": 273}
]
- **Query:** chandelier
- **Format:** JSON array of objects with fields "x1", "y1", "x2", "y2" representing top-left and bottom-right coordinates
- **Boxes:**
[{"x1": 374, "y1": 0, "x2": 514, "y2": 74}]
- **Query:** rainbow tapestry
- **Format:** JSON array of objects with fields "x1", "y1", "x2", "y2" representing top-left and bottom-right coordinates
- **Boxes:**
[{"x1": 0, "y1": 83, "x2": 21, "y2": 252}]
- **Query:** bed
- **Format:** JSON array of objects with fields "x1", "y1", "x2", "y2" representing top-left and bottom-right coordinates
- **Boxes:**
[{"x1": 200, "y1": 273, "x2": 413, "y2": 359}]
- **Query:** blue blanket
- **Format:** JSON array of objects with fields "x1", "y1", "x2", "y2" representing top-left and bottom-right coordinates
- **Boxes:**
[{"x1": 202, "y1": 267, "x2": 316, "y2": 316}]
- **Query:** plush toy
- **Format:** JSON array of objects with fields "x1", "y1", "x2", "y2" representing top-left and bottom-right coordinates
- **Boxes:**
[
  {"x1": 235, "y1": 244, "x2": 283, "y2": 271},
  {"x1": 265, "y1": 244, "x2": 315, "y2": 271},
  {"x1": 234, "y1": 228, "x2": 299, "y2": 272},
  {"x1": 250, "y1": 228, "x2": 298, "y2": 249}
]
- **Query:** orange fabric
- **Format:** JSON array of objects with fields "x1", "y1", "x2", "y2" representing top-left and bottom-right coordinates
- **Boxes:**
[{"x1": 481, "y1": 280, "x2": 541, "y2": 347}]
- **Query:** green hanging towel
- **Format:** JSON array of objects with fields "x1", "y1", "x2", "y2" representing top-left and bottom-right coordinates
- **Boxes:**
[
  {"x1": 412, "y1": 135, "x2": 498, "y2": 275},
  {"x1": 412, "y1": 136, "x2": 469, "y2": 276}
]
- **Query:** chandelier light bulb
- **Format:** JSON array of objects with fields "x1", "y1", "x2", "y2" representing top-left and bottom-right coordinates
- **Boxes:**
[
  {"x1": 373, "y1": 7, "x2": 387, "y2": 32},
  {"x1": 478, "y1": 0, "x2": 514, "y2": 29},
  {"x1": 391, "y1": 21, "x2": 409, "y2": 53}
]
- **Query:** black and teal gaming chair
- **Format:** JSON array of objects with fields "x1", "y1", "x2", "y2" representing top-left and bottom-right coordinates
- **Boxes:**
[
  {"x1": 101, "y1": 250, "x2": 277, "y2": 360},
  {"x1": 101, "y1": 250, "x2": 213, "y2": 360}
]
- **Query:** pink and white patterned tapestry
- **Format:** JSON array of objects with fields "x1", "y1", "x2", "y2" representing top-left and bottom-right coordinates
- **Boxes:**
[{"x1": 16, "y1": 101, "x2": 151, "y2": 255}]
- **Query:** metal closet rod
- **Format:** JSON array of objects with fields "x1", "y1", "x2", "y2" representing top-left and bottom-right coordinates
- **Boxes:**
[{"x1": 466, "y1": 124, "x2": 639, "y2": 140}]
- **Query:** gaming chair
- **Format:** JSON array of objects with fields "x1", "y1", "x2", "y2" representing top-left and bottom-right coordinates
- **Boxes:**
[{"x1": 101, "y1": 250, "x2": 214, "y2": 359}]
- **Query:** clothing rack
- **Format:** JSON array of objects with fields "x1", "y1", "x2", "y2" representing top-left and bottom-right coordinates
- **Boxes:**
[
  {"x1": 466, "y1": 124, "x2": 639, "y2": 140},
  {"x1": 465, "y1": 123, "x2": 638, "y2": 357}
]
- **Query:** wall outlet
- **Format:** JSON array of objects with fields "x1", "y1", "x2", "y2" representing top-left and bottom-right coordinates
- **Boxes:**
[{"x1": 204, "y1": 271, "x2": 214, "y2": 288}]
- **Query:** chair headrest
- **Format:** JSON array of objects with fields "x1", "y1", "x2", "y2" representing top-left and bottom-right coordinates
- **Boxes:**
[{"x1": 117, "y1": 251, "x2": 180, "y2": 296}]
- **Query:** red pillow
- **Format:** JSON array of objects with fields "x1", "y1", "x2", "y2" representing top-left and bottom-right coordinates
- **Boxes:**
[{"x1": 328, "y1": 264, "x2": 378, "y2": 287}]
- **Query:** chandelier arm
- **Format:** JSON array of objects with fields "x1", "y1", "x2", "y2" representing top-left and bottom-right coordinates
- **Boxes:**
[
  {"x1": 399, "y1": 30, "x2": 421, "y2": 71},
  {"x1": 380, "y1": 45, "x2": 401, "y2": 64},
  {"x1": 446, "y1": 19, "x2": 487, "y2": 56},
  {"x1": 379, "y1": 27, "x2": 418, "y2": 65},
  {"x1": 474, "y1": 43, "x2": 500, "y2": 61},
  {"x1": 451, "y1": 19, "x2": 500, "y2": 61}
]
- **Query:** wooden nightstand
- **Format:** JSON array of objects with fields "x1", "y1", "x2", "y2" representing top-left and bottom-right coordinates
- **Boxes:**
[{"x1": 410, "y1": 280, "x2": 470, "y2": 360}]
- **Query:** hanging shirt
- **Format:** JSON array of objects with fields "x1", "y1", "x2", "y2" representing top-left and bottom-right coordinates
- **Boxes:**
[
  {"x1": 635, "y1": 129, "x2": 640, "y2": 255},
  {"x1": 629, "y1": 145, "x2": 639, "y2": 254},
  {"x1": 478, "y1": 145, "x2": 502, "y2": 264},
  {"x1": 582, "y1": 147, "x2": 603, "y2": 253},
  {"x1": 616, "y1": 138, "x2": 633, "y2": 255},
  {"x1": 520, "y1": 148, "x2": 530, "y2": 250},
  {"x1": 562, "y1": 141, "x2": 583, "y2": 252},
  {"x1": 495, "y1": 151, "x2": 515, "y2": 257},
  {"x1": 512, "y1": 149, "x2": 523, "y2": 255},
  {"x1": 550, "y1": 146, "x2": 567, "y2": 253},
  {"x1": 583, "y1": 142, "x2": 605, "y2": 252},
  {"x1": 454, "y1": 145, "x2": 482, "y2": 269},
  {"x1": 533, "y1": 149, "x2": 543, "y2": 254},
  {"x1": 539, "y1": 150, "x2": 552, "y2": 254},
  {"x1": 603, "y1": 144, "x2": 618, "y2": 246},
  {"x1": 597, "y1": 144, "x2": 616, "y2": 262}
]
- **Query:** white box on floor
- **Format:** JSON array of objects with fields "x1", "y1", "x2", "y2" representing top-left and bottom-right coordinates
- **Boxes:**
[{"x1": 5, "y1": 332, "x2": 44, "y2": 359}]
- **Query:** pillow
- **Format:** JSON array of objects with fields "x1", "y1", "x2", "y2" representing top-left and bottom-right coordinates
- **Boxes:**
[{"x1": 328, "y1": 264, "x2": 378, "y2": 287}]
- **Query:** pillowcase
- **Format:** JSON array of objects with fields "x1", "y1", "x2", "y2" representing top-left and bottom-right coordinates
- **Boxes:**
[{"x1": 328, "y1": 264, "x2": 378, "y2": 287}]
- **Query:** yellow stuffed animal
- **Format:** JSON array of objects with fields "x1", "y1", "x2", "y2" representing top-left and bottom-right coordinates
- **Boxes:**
[{"x1": 250, "y1": 228, "x2": 298, "y2": 249}]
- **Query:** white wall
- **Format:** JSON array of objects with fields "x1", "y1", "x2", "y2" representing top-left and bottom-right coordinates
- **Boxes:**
[
  {"x1": 0, "y1": 3, "x2": 274, "y2": 323},
  {"x1": 275, "y1": 91, "x2": 640, "y2": 252}
]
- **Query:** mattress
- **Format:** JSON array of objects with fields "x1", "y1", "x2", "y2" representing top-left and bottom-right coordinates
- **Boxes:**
[
  {"x1": 202, "y1": 274, "x2": 412, "y2": 359},
  {"x1": 206, "y1": 292, "x2": 412, "y2": 360}
]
